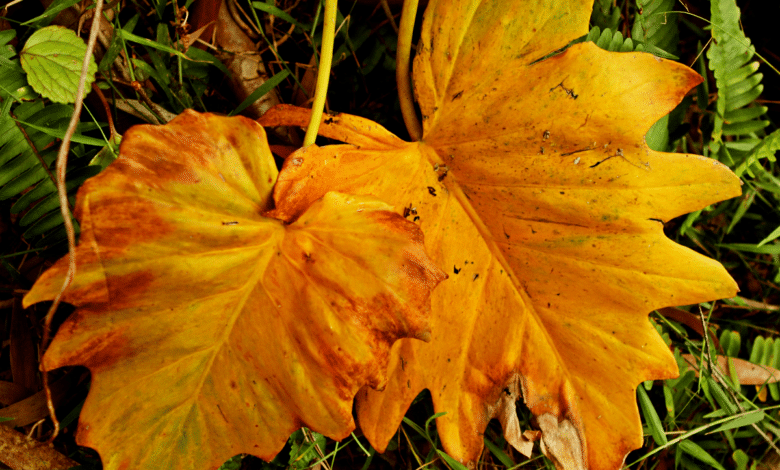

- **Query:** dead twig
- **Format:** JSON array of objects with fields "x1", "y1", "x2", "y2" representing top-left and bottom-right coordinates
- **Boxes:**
[
  {"x1": 41, "y1": 0, "x2": 104, "y2": 443},
  {"x1": 0, "y1": 424, "x2": 79, "y2": 470}
]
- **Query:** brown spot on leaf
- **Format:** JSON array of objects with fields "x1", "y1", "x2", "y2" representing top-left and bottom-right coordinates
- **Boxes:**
[
  {"x1": 106, "y1": 270, "x2": 156, "y2": 309},
  {"x1": 78, "y1": 328, "x2": 132, "y2": 372}
]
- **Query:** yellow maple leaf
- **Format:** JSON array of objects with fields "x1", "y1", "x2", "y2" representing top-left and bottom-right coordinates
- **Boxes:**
[
  {"x1": 258, "y1": 0, "x2": 742, "y2": 467},
  {"x1": 24, "y1": 111, "x2": 445, "y2": 470}
]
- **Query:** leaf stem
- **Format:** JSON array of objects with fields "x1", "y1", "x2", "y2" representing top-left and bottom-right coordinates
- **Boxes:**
[
  {"x1": 397, "y1": 0, "x2": 421, "y2": 141},
  {"x1": 302, "y1": 0, "x2": 337, "y2": 147}
]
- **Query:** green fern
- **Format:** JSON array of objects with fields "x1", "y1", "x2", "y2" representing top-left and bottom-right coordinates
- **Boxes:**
[
  {"x1": 0, "y1": 29, "x2": 103, "y2": 252},
  {"x1": 748, "y1": 335, "x2": 780, "y2": 402},
  {"x1": 631, "y1": 0, "x2": 679, "y2": 58},
  {"x1": 587, "y1": 26, "x2": 637, "y2": 52},
  {"x1": 707, "y1": 0, "x2": 769, "y2": 167},
  {"x1": 590, "y1": 0, "x2": 621, "y2": 32},
  {"x1": 0, "y1": 30, "x2": 37, "y2": 110},
  {"x1": 734, "y1": 128, "x2": 780, "y2": 177},
  {"x1": 632, "y1": 0, "x2": 681, "y2": 152},
  {"x1": 585, "y1": 24, "x2": 678, "y2": 58}
]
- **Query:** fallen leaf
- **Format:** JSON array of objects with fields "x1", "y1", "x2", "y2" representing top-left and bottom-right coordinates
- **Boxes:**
[
  {"x1": 656, "y1": 307, "x2": 721, "y2": 350},
  {"x1": 681, "y1": 354, "x2": 780, "y2": 386},
  {"x1": 258, "y1": 0, "x2": 741, "y2": 467},
  {"x1": 24, "y1": 111, "x2": 445, "y2": 470},
  {"x1": 0, "y1": 371, "x2": 75, "y2": 428}
]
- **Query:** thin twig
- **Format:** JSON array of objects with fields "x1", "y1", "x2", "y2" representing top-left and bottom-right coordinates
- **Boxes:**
[
  {"x1": 0, "y1": 0, "x2": 23, "y2": 11},
  {"x1": 42, "y1": 0, "x2": 104, "y2": 443},
  {"x1": 379, "y1": 0, "x2": 399, "y2": 33},
  {"x1": 226, "y1": 0, "x2": 261, "y2": 40},
  {"x1": 92, "y1": 82, "x2": 118, "y2": 142},
  {"x1": 301, "y1": 428, "x2": 330, "y2": 470}
]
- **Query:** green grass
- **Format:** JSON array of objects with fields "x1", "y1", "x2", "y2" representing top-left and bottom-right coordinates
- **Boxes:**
[{"x1": 1, "y1": 0, "x2": 779, "y2": 469}]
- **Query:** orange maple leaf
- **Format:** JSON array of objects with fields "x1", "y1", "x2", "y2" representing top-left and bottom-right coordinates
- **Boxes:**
[
  {"x1": 24, "y1": 111, "x2": 446, "y2": 470},
  {"x1": 257, "y1": 0, "x2": 742, "y2": 467}
]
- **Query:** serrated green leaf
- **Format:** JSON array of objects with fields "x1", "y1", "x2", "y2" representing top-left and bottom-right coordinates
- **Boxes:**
[{"x1": 20, "y1": 26, "x2": 97, "y2": 104}]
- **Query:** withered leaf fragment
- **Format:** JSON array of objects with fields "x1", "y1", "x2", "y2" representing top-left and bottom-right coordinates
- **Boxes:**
[{"x1": 24, "y1": 111, "x2": 445, "y2": 470}]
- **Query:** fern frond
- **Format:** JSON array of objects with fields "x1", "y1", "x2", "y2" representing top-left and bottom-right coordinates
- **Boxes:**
[
  {"x1": 586, "y1": 25, "x2": 674, "y2": 55},
  {"x1": 632, "y1": 0, "x2": 679, "y2": 57},
  {"x1": 0, "y1": 29, "x2": 104, "y2": 253},
  {"x1": 734, "y1": 128, "x2": 780, "y2": 177},
  {"x1": 707, "y1": 0, "x2": 769, "y2": 163},
  {"x1": 0, "y1": 30, "x2": 37, "y2": 105},
  {"x1": 587, "y1": 27, "x2": 636, "y2": 53},
  {"x1": 591, "y1": 0, "x2": 621, "y2": 32}
]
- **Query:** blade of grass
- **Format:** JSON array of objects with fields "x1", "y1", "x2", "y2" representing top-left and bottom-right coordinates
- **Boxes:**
[
  {"x1": 638, "y1": 386, "x2": 668, "y2": 445},
  {"x1": 229, "y1": 70, "x2": 289, "y2": 117},
  {"x1": 678, "y1": 439, "x2": 727, "y2": 470},
  {"x1": 251, "y1": 1, "x2": 310, "y2": 29},
  {"x1": 483, "y1": 436, "x2": 515, "y2": 467},
  {"x1": 706, "y1": 410, "x2": 765, "y2": 434}
]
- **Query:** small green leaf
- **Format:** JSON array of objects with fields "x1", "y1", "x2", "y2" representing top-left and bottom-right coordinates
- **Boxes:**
[{"x1": 20, "y1": 26, "x2": 97, "y2": 104}]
